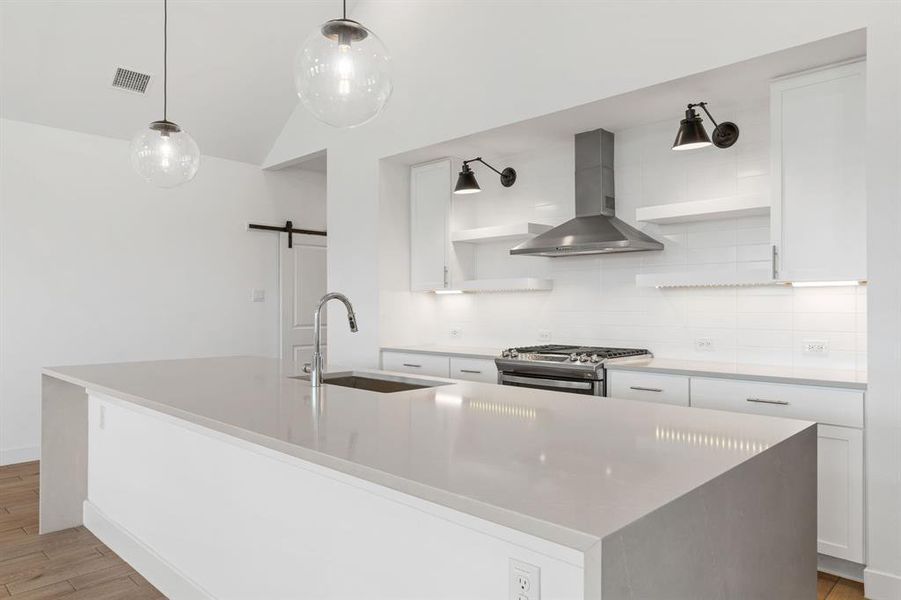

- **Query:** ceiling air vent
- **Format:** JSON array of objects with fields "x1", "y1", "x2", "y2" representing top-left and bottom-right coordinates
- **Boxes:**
[{"x1": 111, "y1": 67, "x2": 151, "y2": 94}]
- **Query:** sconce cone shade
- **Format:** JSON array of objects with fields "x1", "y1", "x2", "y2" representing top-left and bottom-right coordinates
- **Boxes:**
[
  {"x1": 454, "y1": 165, "x2": 481, "y2": 194},
  {"x1": 672, "y1": 108, "x2": 712, "y2": 151}
]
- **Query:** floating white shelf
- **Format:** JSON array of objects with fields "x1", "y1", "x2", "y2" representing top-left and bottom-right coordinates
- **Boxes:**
[
  {"x1": 451, "y1": 222, "x2": 552, "y2": 244},
  {"x1": 457, "y1": 278, "x2": 554, "y2": 292},
  {"x1": 636, "y1": 195, "x2": 769, "y2": 224},
  {"x1": 636, "y1": 267, "x2": 777, "y2": 288}
]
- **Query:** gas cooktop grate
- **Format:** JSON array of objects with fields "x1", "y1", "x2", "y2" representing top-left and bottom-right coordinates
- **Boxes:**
[{"x1": 509, "y1": 345, "x2": 650, "y2": 358}]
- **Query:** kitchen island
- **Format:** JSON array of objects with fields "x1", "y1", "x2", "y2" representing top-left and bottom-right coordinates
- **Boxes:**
[{"x1": 42, "y1": 356, "x2": 816, "y2": 599}]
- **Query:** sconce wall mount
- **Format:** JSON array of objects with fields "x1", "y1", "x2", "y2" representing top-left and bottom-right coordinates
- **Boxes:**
[
  {"x1": 673, "y1": 102, "x2": 739, "y2": 151},
  {"x1": 454, "y1": 157, "x2": 517, "y2": 194}
]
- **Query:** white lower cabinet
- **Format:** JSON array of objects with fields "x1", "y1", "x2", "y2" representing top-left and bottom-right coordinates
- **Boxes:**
[
  {"x1": 381, "y1": 351, "x2": 499, "y2": 382},
  {"x1": 816, "y1": 424, "x2": 864, "y2": 563},
  {"x1": 381, "y1": 351, "x2": 450, "y2": 378},
  {"x1": 607, "y1": 371, "x2": 690, "y2": 406},
  {"x1": 449, "y1": 357, "x2": 498, "y2": 383},
  {"x1": 686, "y1": 375, "x2": 865, "y2": 564}
]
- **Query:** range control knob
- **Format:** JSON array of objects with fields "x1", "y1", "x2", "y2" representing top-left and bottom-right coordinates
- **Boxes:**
[
  {"x1": 502, "y1": 350, "x2": 511, "y2": 358},
  {"x1": 579, "y1": 353, "x2": 590, "y2": 363},
  {"x1": 569, "y1": 353, "x2": 579, "y2": 362},
  {"x1": 510, "y1": 350, "x2": 519, "y2": 358},
  {"x1": 590, "y1": 354, "x2": 600, "y2": 363}
]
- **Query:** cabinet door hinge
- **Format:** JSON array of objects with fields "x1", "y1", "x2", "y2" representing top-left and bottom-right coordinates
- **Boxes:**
[{"x1": 443, "y1": 265, "x2": 449, "y2": 288}]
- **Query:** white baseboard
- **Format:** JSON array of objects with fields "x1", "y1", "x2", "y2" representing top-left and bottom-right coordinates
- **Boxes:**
[
  {"x1": 0, "y1": 445, "x2": 40, "y2": 466},
  {"x1": 83, "y1": 501, "x2": 214, "y2": 600},
  {"x1": 818, "y1": 553, "x2": 864, "y2": 582},
  {"x1": 864, "y1": 567, "x2": 901, "y2": 600}
]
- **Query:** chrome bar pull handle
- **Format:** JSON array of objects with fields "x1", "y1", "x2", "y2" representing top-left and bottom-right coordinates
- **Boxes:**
[
  {"x1": 772, "y1": 244, "x2": 779, "y2": 280},
  {"x1": 746, "y1": 397, "x2": 790, "y2": 406},
  {"x1": 630, "y1": 386, "x2": 663, "y2": 393},
  {"x1": 402, "y1": 363, "x2": 422, "y2": 368},
  {"x1": 460, "y1": 369, "x2": 481, "y2": 374}
]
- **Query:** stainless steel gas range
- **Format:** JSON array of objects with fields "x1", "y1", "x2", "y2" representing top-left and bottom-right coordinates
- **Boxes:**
[{"x1": 495, "y1": 344, "x2": 652, "y2": 396}]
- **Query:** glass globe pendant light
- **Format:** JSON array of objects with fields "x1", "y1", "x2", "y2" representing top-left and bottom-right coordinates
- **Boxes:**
[
  {"x1": 130, "y1": 0, "x2": 199, "y2": 188},
  {"x1": 294, "y1": 0, "x2": 392, "y2": 128}
]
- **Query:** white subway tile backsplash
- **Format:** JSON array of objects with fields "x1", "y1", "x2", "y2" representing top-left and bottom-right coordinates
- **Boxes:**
[
  {"x1": 393, "y1": 104, "x2": 866, "y2": 371},
  {"x1": 737, "y1": 295, "x2": 794, "y2": 313},
  {"x1": 737, "y1": 329, "x2": 794, "y2": 348},
  {"x1": 737, "y1": 312, "x2": 794, "y2": 330},
  {"x1": 794, "y1": 312, "x2": 858, "y2": 332}
]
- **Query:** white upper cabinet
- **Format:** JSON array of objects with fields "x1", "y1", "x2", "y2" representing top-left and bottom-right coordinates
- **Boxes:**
[
  {"x1": 410, "y1": 159, "x2": 451, "y2": 291},
  {"x1": 771, "y1": 60, "x2": 866, "y2": 282}
]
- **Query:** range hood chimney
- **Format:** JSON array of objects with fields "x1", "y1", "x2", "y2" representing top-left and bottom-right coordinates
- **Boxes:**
[{"x1": 510, "y1": 129, "x2": 664, "y2": 257}]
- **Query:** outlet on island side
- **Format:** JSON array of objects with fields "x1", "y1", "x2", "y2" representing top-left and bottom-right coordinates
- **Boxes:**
[
  {"x1": 694, "y1": 337, "x2": 713, "y2": 352},
  {"x1": 509, "y1": 558, "x2": 540, "y2": 600},
  {"x1": 537, "y1": 329, "x2": 552, "y2": 343},
  {"x1": 449, "y1": 326, "x2": 462, "y2": 338}
]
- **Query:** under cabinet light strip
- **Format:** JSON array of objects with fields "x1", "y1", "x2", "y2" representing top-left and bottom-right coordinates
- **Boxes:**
[{"x1": 790, "y1": 281, "x2": 864, "y2": 288}]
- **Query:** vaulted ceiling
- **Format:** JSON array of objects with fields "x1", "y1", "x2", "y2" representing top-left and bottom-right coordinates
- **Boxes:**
[{"x1": 0, "y1": 0, "x2": 347, "y2": 165}]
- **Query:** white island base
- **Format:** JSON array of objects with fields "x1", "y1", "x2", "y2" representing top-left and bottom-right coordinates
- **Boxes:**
[{"x1": 41, "y1": 357, "x2": 816, "y2": 599}]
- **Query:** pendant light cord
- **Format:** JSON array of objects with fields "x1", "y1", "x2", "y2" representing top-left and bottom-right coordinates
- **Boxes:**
[
  {"x1": 343, "y1": 0, "x2": 346, "y2": 19},
  {"x1": 163, "y1": 0, "x2": 168, "y2": 122}
]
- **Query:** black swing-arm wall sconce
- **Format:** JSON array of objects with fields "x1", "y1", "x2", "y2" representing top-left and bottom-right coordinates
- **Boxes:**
[
  {"x1": 453, "y1": 157, "x2": 517, "y2": 195},
  {"x1": 672, "y1": 102, "x2": 740, "y2": 151}
]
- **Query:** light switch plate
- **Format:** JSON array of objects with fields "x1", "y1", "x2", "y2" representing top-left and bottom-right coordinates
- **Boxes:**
[
  {"x1": 251, "y1": 289, "x2": 265, "y2": 303},
  {"x1": 509, "y1": 558, "x2": 540, "y2": 600}
]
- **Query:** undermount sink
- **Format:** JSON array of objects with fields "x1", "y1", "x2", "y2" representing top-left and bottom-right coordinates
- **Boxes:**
[{"x1": 293, "y1": 372, "x2": 452, "y2": 393}]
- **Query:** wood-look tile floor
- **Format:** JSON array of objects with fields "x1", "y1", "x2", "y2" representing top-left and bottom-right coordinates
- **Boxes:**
[
  {"x1": 0, "y1": 461, "x2": 869, "y2": 599},
  {"x1": 0, "y1": 462, "x2": 164, "y2": 599}
]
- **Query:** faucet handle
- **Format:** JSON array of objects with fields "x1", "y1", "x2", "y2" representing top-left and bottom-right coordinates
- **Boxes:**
[{"x1": 302, "y1": 363, "x2": 312, "y2": 374}]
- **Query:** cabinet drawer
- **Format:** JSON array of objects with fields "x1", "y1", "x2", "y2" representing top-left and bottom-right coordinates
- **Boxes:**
[
  {"x1": 607, "y1": 371, "x2": 690, "y2": 406},
  {"x1": 449, "y1": 357, "x2": 497, "y2": 383},
  {"x1": 690, "y1": 377, "x2": 863, "y2": 428},
  {"x1": 381, "y1": 351, "x2": 449, "y2": 378}
]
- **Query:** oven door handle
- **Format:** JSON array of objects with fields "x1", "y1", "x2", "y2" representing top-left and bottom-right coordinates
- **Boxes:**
[{"x1": 500, "y1": 374, "x2": 594, "y2": 390}]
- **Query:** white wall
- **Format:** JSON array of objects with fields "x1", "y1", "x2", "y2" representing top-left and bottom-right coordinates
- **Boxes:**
[
  {"x1": 266, "y1": 2, "x2": 900, "y2": 595},
  {"x1": 382, "y1": 104, "x2": 868, "y2": 372},
  {"x1": 0, "y1": 118, "x2": 326, "y2": 464}
]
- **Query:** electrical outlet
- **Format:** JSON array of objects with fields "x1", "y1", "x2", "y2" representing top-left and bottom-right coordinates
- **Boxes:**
[
  {"x1": 509, "y1": 559, "x2": 540, "y2": 600},
  {"x1": 251, "y1": 288, "x2": 265, "y2": 303},
  {"x1": 449, "y1": 327, "x2": 462, "y2": 338},
  {"x1": 804, "y1": 339, "x2": 829, "y2": 354},
  {"x1": 695, "y1": 338, "x2": 713, "y2": 351},
  {"x1": 537, "y1": 329, "x2": 552, "y2": 343}
]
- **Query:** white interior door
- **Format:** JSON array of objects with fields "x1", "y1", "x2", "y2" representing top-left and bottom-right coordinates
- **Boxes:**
[{"x1": 280, "y1": 234, "x2": 327, "y2": 369}]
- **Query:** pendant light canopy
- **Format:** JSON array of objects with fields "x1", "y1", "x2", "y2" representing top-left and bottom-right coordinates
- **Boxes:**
[
  {"x1": 672, "y1": 102, "x2": 739, "y2": 151},
  {"x1": 130, "y1": 0, "x2": 199, "y2": 188},
  {"x1": 294, "y1": 0, "x2": 392, "y2": 128},
  {"x1": 453, "y1": 158, "x2": 517, "y2": 195}
]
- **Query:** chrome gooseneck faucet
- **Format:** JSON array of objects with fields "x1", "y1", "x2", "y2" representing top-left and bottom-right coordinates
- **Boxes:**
[{"x1": 306, "y1": 292, "x2": 358, "y2": 387}]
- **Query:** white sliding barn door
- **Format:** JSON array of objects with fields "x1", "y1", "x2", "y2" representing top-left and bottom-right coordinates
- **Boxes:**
[{"x1": 280, "y1": 234, "x2": 327, "y2": 369}]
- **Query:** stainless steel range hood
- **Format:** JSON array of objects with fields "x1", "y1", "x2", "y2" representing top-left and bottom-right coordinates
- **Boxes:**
[{"x1": 510, "y1": 129, "x2": 664, "y2": 257}]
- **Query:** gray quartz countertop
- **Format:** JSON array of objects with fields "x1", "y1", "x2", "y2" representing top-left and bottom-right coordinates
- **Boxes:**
[
  {"x1": 606, "y1": 357, "x2": 867, "y2": 390},
  {"x1": 381, "y1": 345, "x2": 500, "y2": 359},
  {"x1": 44, "y1": 356, "x2": 813, "y2": 551}
]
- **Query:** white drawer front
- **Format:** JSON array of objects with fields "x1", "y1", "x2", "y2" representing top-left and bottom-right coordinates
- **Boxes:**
[
  {"x1": 449, "y1": 357, "x2": 497, "y2": 383},
  {"x1": 607, "y1": 371, "x2": 690, "y2": 406},
  {"x1": 690, "y1": 377, "x2": 863, "y2": 428},
  {"x1": 381, "y1": 351, "x2": 449, "y2": 378}
]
